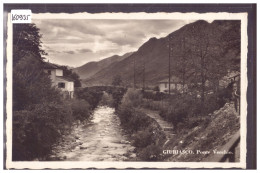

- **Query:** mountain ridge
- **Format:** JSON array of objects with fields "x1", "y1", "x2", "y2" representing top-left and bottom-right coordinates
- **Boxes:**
[
  {"x1": 81, "y1": 20, "x2": 240, "y2": 87},
  {"x1": 73, "y1": 52, "x2": 133, "y2": 80}
]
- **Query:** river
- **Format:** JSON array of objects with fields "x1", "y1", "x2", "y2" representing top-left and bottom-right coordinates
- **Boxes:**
[{"x1": 49, "y1": 106, "x2": 136, "y2": 161}]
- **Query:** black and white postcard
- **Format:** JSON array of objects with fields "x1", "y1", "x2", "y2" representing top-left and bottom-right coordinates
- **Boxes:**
[{"x1": 4, "y1": 4, "x2": 254, "y2": 169}]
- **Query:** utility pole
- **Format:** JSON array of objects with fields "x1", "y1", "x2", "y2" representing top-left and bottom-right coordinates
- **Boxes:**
[
  {"x1": 182, "y1": 36, "x2": 185, "y2": 95},
  {"x1": 142, "y1": 53, "x2": 146, "y2": 90},
  {"x1": 133, "y1": 55, "x2": 136, "y2": 89},
  {"x1": 168, "y1": 36, "x2": 172, "y2": 95}
]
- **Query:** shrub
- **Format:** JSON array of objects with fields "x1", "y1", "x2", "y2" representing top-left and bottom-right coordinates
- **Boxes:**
[
  {"x1": 99, "y1": 92, "x2": 114, "y2": 107},
  {"x1": 118, "y1": 108, "x2": 150, "y2": 132},
  {"x1": 12, "y1": 101, "x2": 73, "y2": 161},
  {"x1": 117, "y1": 89, "x2": 143, "y2": 130},
  {"x1": 109, "y1": 87, "x2": 127, "y2": 109},
  {"x1": 75, "y1": 87, "x2": 103, "y2": 110},
  {"x1": 132, "y1": 129, "x2": 153, "y2": 148},
  {"x1": 116, "y1": 88, "x2": 168, "y2": 161},
  {"x1": 158, "y1": 86, "x2": 232, "y2": 132},
  {"x1": 69, "y1": 99, "x2": 91, "y2": 121},
  {"x1": 75, "y1": 86, "x2": 127, "y2": 110},
  {"x1": 138, "y1": 144, "x2": 163, "y2": 161},
  {"x1": 142, "y1": 90, "x2": 169, "y2": 101},
  {"x1": 120, "y1": 88, "x2": 143, "y2": 108}
]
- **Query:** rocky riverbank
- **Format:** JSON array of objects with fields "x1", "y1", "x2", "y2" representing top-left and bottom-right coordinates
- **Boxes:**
[{"x1": 48, "y1": 106, "x2": 137, "y2": 161}]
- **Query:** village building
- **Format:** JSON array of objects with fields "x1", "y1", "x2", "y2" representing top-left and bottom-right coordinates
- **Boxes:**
[
  {"x1": 158, "y1": 76, "x2": 187, "y2": 93},
  {"x1": 43, "y1": 62, "x2": 74, "y2": 99}
]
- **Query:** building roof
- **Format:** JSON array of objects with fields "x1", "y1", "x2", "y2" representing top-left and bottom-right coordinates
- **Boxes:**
[
  {"x1": 56, "y1": 76, "x2": 74, "y2": 82},
  {"x1": 43, "y1": 62, "x2": 60, "y2": 69},
  {"x1": 158, "y1": 76, "x2": 181, "y2": 83}
]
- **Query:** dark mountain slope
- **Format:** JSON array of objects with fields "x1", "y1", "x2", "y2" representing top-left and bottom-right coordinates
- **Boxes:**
[
  {"x1": 84, "y1": 20, "x2": 240, "y2": 87},
  {"x1": 73, "y1": 52, "x2": 133, "y2": 80}
]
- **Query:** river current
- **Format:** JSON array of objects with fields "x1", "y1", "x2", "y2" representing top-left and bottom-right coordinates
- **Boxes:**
[{"x1": 49, "y1": 106, "x2": 136, "y2": 161}]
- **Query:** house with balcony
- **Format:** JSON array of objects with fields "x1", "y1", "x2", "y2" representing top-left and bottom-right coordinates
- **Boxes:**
[{"x1": 43, "y1": 62, "x2": 74, "y2": 99}]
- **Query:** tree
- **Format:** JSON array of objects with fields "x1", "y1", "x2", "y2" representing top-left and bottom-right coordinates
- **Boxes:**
[
  {"x1": 173, "y1": 35, "x2": 194, "y2": 94},
  {"x1": 220, "y1": 21, "x2": 241, "y2": 72},
  {"x1": 12, "y1": 23, "x2": 67, "y2": 161},
  {"x1": 13, "y1": 24, "x2": 60, "y2": 110},
  {"x1": 188, "y1": 21, "x2": 212, "y2": 107},
  {"x1": 13, "y1": 53, "x2": 60, "y2": 110},
  {"x1": 60, "y1": 66, "x2": 81, "y2": 87},
  {"x1": 112, "y1": 75, "x2": 122, "y2": 86},
  {"x1": 172, "y1": 20, "x2": 240, "y2": 108},
  {"x1": 13, "y1": 24, "x2": 47, "y2": 66},
  {"x1": 71, "y1": 72, "x2": 82, "y2": 87}
]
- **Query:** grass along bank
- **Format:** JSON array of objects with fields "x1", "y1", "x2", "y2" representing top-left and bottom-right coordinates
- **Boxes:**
[
  {"x1": 164, "y1": 102, "x2": 240, "y2": 162},
  {"x1": 140, "y1": 87, "x2": 240, "y2": 162},
  {"x1": 116, "y1": 89, "x2": 167, "y2": 161}
]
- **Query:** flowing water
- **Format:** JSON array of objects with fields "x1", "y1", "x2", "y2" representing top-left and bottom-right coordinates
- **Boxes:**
[{"x1": 49, "y1": 106, "x2": 136, "y2": 161}]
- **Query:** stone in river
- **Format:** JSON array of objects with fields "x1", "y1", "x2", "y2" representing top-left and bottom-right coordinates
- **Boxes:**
[
  {"x1": 80, "y1": 146, "x2": 88, "y2": 150},
  {"x1": 120, "y1": 140, "x2": 130, "y2": 144},
  {"x1": 129, "y1": 153, "x2": 136, "y2": 158},
  {"x1": 128, "y1": 147, "x2": 135, "y2": 152}
]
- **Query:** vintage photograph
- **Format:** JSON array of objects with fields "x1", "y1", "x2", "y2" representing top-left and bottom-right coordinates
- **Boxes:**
[{"x1": 5, "y1": 8, "x2": 249, "y2": 169}]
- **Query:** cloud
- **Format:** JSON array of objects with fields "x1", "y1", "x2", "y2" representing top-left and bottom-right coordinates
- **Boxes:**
[
  {"x1": 33, "y1": 18, "x2": 194, "y2": 67},
  {"x1": 77, "y1": 48, "x2": 92, "y2": 53},
  {"x1": 102, "y1": 20, "x2": 188, "y2": 47},
  {"x1": 63, "y1": 50, "x2": 75, "y2": 54},
  {"x1": 46, "y1": 49, "x2": 61, "y2": 54},
  {"x1": 35, "y1": 19, "x2": 105, "y2": 37}
]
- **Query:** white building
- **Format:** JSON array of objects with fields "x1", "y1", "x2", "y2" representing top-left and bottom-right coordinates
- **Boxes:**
[
  {"x1": 44, "y1": 63, "x2": 74, "y2": 99},
  {"x1": 158, "y1": 76, "x2": 187, "y2": 93}
]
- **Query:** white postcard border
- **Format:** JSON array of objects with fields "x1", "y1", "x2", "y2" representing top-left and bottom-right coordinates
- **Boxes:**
[{"x1": 6, "y1": 11, "x2": 248, "y2": 169}]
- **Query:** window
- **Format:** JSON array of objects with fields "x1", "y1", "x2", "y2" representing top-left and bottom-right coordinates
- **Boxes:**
[
  {"x1": 48, "y1": 70, "x2": 51, "y2": 75},
  {"x1": 165, "y1": 83, "x2": 167, "y2": 88},
  {"x1": 58, "y1": 82, "x2": 65, "y2": 88}
]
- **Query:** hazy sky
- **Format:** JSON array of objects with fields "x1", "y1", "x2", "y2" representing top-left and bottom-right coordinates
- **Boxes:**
[{"x1": 33, "y1": 19, "x2": 194, "y2": 67}]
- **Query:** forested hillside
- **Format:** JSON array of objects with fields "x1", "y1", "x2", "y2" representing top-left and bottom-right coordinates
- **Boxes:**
[{"x1": 84, "y1": 20, "x2": 240, "y2": 91}]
